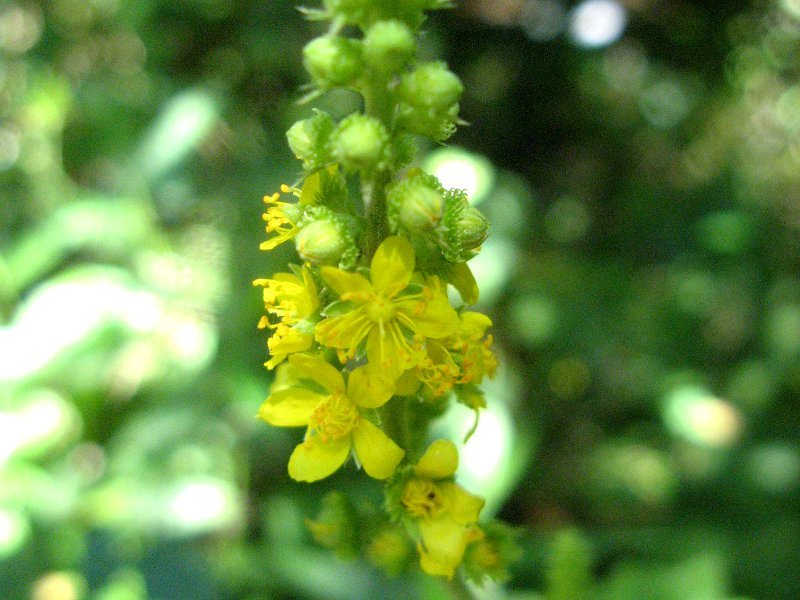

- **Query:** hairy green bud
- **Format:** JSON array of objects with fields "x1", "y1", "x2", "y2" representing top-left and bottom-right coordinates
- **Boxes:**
[
  {"x1": 363, "y1": 20, "x2": 415, "y2": 73},
  {"x1": 295, "y1": 206, "x2": 360, "y2": 267},
  {"x1": 303, "y1": 36, "x2": 364, "y2": 88},
  {"x1": 286, "y1": 110, "x2": 335, "y2": 171},
  {"x1": 332, "y1": 114, "x2": 389, "y2": 170},
  {"x1": 399, "y1": 61, "x2": 463, "y2": 109},
  {"x1": 387, "y1": 170, "x2": 444, "y2": 233},
  {"x1": 440, "y1": 189, "x2": 489, "y2": 262}
]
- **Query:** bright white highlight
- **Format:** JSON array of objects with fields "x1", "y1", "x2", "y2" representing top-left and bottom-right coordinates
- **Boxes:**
[
  {"x1": 167, "y1": 479, "x2": 239, "y2": 534},
  {"x1": 423, "y1": 147, "x2": 495, "y2": 206},
  {"x1": 569, "y1": 0, "x2": 627, "y2": 49}
]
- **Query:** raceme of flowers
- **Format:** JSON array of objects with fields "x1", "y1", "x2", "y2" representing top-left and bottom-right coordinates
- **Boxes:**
[{"x1": 253, "y1": 0, "x2": 516, "y2": 585}]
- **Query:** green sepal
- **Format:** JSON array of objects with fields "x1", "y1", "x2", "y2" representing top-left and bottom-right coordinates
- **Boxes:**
[{"x1": 322, "y1": 300, "x2": 359, "y2": 317}]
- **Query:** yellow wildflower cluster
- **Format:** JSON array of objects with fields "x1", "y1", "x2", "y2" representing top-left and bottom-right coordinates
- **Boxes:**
[{"x1": 254, "y1": 179, "x2": 502, "y2": 577}]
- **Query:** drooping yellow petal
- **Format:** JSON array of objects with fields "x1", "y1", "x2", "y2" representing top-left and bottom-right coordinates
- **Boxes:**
[
  {"x1": 258, "y1": 388, "x2": 325, "y2": 426},
  {"x1": 320, "y1": 267, "x2": 372, "y2": 300},
  {"x1": 351, "y1": 419, "x2": 405, "y2": 479},
  {"x1": 407, "y1": 289, "x2": 459, "y2": 339},
  {"x1": 370, "y1": 236, "x2": 414, "y2": 298},
  {"x1": 288, "y1": 353, "x2": 345, "y2": 394},
  {"x1": 346, "y1": 365, "x2": 395, "y2": 408},
  {"x1": 414, "y1": 439, "x2": 459, "y2": 479},
  {"x1": 287, "y1": 435, "x2": 351, "y2": 482},
  {"x1": 438, "y1": 482, "x2": 485, "y2": 525},
  {"x1": 418, "y1": 520, "x2": 484, "y2": 579}
]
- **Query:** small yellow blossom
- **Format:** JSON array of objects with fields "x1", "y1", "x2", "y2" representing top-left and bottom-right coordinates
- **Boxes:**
[
  {"x1": 258, "y1": 353, "x2": 404, "y2": 482},
  {"x1": 401, "y1": 439, "x2": 485, "y2": 579},
  {"x1": 315, "y1": 236, "x2": 459, "y2": 381},
  {"x1": 254, "y1": 268, "x2": 319, "y2": 369},
  {"x1": 259, "y1": 167, "x2": 330, "y2": 251},
  {"x1": 399, "y1": 311, "x2": 497, "y2": 398}
]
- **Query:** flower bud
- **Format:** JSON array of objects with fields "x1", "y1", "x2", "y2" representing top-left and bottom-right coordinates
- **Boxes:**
[
  {"x1": 295, "y1": 220, "x2": 347, "y2": 265},
  {"x1": 363, "y1": 20, "x2": 415, "y2": 73},
  {"x1": 303, "y1": 36, "x2": 364, "y2": 88},
  {"x1": 397, "y1": 101, "x2": 460, "y2": 142},
  {"x1": 286, "y1": 110, "x2": 335, "y2": 171},
  {"x1": 332, "y1": 114, "x2": 389, "y2": 170},
  {"x1": 387, "y1": 171, "x2": 444, "y2": 233},
  {"x1": 323, "y1": 0, "x2": 378, "y2": 25},
  {"x1": 440, "y1": 189, "x2": 489, "y2": 262},
  {"x1": 399, "y1": 62, "x2": 463, "y2": 109},
  {"x1": 457, "y1": 205, "x2": 489, "y2": 250}
]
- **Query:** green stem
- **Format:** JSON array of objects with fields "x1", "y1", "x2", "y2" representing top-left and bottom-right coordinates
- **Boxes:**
[{"x1": 363, "y1": 170, "x2": 390, "y2": 260}]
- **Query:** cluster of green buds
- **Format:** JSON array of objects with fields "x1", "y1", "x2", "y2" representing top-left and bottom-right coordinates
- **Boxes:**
[{"x1": 254, "y1": 0, "x2": 516, "y2": 584}]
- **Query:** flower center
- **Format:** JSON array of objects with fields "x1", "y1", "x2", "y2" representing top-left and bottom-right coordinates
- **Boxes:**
[
  {"x1": 401, "y1": 478, "x2": 445, "y2": 519},
  {"x1": 309, "y1": 392, "x2": 360, "y2": 442},
  {"x1": 366, "y1": 295, "x2": 396, "y2": 323}
]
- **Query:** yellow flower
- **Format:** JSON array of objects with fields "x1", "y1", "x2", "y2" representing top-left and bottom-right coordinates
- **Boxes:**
[
  {"x1": 315, "y1": 236, "x2": 459, "y2": 381},
  {"x1": 258, "y1": 353, "x2": 404, "y2": 482},
  {"x1": 259, "y1": 167, "x2": 328, "y2": 251},
  {"x1": 254, "y1": 268, "x2": 319, "y2": 369},
  {"x1": 399, "y1": 311, "x2": 497, "y2": 398},
  {"x1": 401, "y1": 439, "x2": 485, "y2": 579}
]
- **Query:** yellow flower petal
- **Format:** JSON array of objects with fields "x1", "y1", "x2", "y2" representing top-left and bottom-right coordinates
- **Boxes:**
[
  {"x1": 438, "y1": 482, "x2": 485, "y2": 525},
  {"x1": 370, "y1": 236, "x2": 414, "y2": 298},
  {"x1": 258, "y1": 388, "x2": 325, "y2": 426},
  {"x1": 366, "y1": 324, "x2": 412, "y2": 381},
  {"x1": 418, "y1": 521, "x2": 484, "y2": 579},
  {"x1": 394, "y1": 368, "x2": 422, "y2": 396},
  {"x1": 414, "y1": 439, "x2": 459, "y2": 479},
  {"x1": 351, "y1": 419, "x2": 405, "y2": 479},
  {"x1": 408, "y1": 289, "x2": 459, "y2": 339},
  {"x1": 346, "y1": 365, "x2": 395, "y2": 408},
  {"x1": 288, "y1": 353, "x2": 345, "y2": 394},
  {"x1": 288, "y1": 435, "x2": 351, "y2": 482},
  {"x1": 314, "y1": 309, "x2": 372, "y2": 355},
  {"x1": 320, "y1": 267, "x2": 372, "y2": 299},
  {"x1": 299, "y1": 165, "x2": 337, "y2": 204}
]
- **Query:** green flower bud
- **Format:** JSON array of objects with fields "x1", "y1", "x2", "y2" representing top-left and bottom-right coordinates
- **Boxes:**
[
  {"x1": 440, "y1": 189, "x2": 489, "y2": 262},
  {"x1": 363, "y1": 20, "x2": 415, "y2": 73},
  {"x1": 397, "y1": 101, "x2": 460, "y2": 141},
  {"x1": 332, "y1": 113, "x2": 389, "y2": 170},
  {"x1": 323, "y1": 0, "x2": 378, "y2": 25},
  {"x1": 286, "y1": 110, "x2": 335, "y2": 171},
  {"x1": 457, "y1": 205, "x2": 489, "y2": 250},
  {"x1": 387, "y1": 170, "x2": 444, "y2": 233},
  {"x1": 399, "y1": 61, "x2": 463, "y2": 109},
  {"x1": 303, "y1": 36, "x2": 364, "y2": 88},
  {"x1": 296, "y1": 206, "x2": 360, "y2": 268}
]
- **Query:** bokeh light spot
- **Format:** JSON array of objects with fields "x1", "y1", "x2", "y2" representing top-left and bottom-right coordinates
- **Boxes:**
[{"x1": 568, "y1": 0, "x2": 627, "y2": 49}]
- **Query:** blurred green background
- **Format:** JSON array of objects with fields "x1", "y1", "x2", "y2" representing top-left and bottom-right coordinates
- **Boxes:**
[{"x1": 1, "y1": 0, "x2": 799, "y2": 598}]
